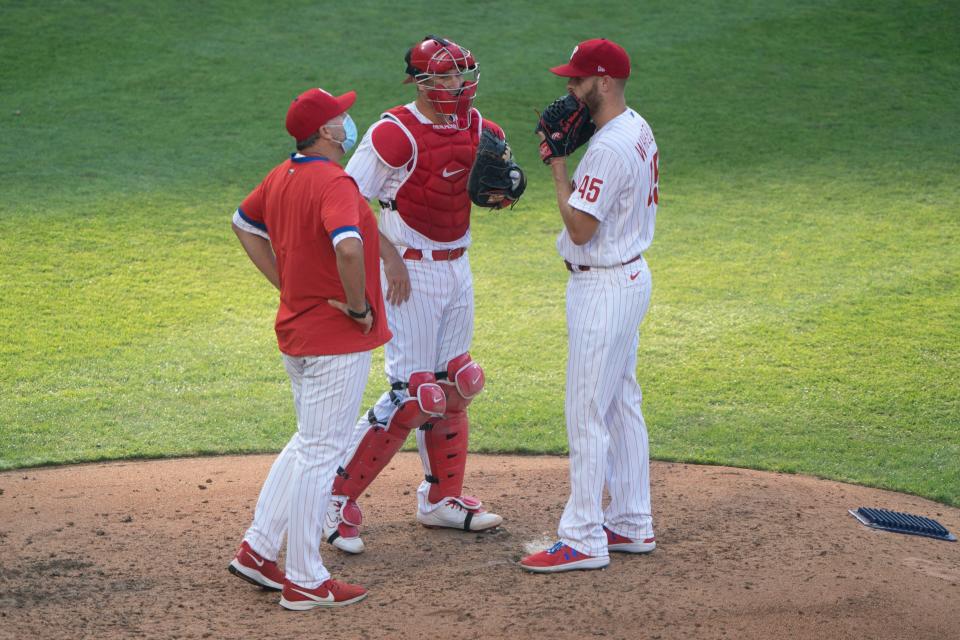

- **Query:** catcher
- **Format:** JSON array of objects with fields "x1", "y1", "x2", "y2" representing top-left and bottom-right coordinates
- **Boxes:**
[{"x1": 322, "y1": 35, "x2": 525, "y2": 555}]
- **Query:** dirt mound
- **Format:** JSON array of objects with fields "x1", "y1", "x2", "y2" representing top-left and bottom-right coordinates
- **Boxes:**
[{"x1": 1, "y1": 454, "x2": 958, "y2": 639}]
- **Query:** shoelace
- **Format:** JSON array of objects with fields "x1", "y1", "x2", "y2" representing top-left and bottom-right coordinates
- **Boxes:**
[
  {"x1": 445, "y1": 498, "x2": 479, "y2": 513},
  {"x1": 547, "y1": 541, "x2": 565, "y2": 554}
]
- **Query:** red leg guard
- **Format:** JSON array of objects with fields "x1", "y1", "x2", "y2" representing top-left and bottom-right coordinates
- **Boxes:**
[
  {"x1": 333, "y1": 396, "x2": 435, "y2": 499},
  {"x1": 423, "y1": 410, "x2": 469, "y2": 504},
  {"x1": 333, "y1": 423, "x2": 409, "y2": 500}
]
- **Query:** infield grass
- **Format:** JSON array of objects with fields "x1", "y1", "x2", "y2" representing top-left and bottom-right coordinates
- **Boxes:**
[{"x1": 1, "y1": 1, "x2": 958, "y2": 505}]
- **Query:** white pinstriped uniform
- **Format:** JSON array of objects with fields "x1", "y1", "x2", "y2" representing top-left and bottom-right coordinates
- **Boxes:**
[
  {"x1": 243, "y1": 351, "x2": 372, "y2": 587},
  {"x1": 557, "y1": 108, "x2": 660, "y2": 557},
  {"x1": 345, "y1": 103, "x2": 475, "y2": 510}
]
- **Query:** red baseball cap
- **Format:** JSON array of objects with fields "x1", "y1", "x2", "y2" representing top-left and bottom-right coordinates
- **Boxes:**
[
  {"x1": 285, "y1": 87, "x2": 356, "y2": 141},
  {"x1": 550, "y1": 38, "x2": 630, "y2": 79}
]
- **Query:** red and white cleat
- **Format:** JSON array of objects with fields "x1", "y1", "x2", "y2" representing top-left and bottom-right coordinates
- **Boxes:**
[
  {"x1": 520, "y1": 541, "x2": 610, "y2": 573},
  {"x1": 416, "y1": 496, "x2": 503, "y2": 531},
  {"x1": 228, "y1": 540, "x2": 285, "y2": 591},
  {"x1": 323, "y1": 496, "x2": 365, "y2": 554},
  {"x1": 604, "y1": 526, "x2": 656, "y2": 553},
  {"x1": 279, "y1": 578, "x2": 368, "y2": 610}
]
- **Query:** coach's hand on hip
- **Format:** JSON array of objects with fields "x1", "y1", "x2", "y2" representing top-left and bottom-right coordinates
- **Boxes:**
[{"x1": 329, "y1": 298, "x2": 374, "y2": 334}]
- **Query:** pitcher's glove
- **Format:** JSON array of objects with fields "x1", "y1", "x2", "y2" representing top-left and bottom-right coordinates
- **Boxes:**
[
  {"x1": 468, "y1": 129, "x2": 527, "y2": 209},
  {"x1": 535, "y1": 94, "x2": 596, "y2": 164}
]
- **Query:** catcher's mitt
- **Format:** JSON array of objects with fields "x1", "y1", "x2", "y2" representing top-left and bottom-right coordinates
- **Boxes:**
[
  {"x1": 468, "y1": 129, "x2": 527, "y2": 209},
  {"x1": 534, "y1": 94, "x2": 596, "y2": 164}
]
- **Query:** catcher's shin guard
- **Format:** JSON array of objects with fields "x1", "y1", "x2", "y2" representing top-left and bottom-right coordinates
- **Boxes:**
[
  {"x1": 422, "y1": 409, "x2": 470, "y2": 504},
  {"x1": 421, "y1": 354, "x2": 485, "y2": 503},
  {"x1": 334, "y1": 373, "x2": 445, "y2": 499}
]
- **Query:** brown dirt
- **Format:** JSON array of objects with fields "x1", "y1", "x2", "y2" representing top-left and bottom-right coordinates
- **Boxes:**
[{"x1": 0, "y1": 453, "x2": 958, "y2": 640}]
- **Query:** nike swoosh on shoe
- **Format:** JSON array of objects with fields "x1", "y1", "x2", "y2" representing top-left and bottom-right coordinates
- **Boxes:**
[{"x1": 291, "y1": 588, "x2": 334, "y2": 603}]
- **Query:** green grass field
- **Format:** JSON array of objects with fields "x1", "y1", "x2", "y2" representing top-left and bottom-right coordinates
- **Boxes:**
[{"x1": 2, "y1": 1, "x2": 958, "y2": 505}]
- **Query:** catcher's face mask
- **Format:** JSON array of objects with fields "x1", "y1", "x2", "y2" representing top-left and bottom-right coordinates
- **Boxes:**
[{"x1": 407, "y1": 36, "x2": 479, "y2": 129}]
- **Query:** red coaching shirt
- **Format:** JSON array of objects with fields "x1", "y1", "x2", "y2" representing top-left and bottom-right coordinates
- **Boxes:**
[{"x1": 237, "y1": 154, "x2": 391, "y2": 356}]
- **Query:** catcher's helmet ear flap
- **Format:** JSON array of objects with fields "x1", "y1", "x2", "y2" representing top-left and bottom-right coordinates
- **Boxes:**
[{"x1": 404, "y1": 46, "x2": 416, "y2": 77}]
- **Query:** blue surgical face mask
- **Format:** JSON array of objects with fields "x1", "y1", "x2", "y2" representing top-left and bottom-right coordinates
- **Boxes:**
[{"x1": 335, "y1": 113, "x2": 357, "y2": 153}]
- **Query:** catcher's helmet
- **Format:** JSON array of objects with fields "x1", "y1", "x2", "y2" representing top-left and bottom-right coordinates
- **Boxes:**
[{"x1": 405, "y1": 35, "x2": 479, "y2": 126}]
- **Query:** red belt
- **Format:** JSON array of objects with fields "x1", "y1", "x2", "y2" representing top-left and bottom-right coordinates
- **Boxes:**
[
  {"x1": 564, "y1": 254, "x2": 642, "y2": 273},
  {"x1": 403, "y1": 247, "x2": 466, "y2": 261}
]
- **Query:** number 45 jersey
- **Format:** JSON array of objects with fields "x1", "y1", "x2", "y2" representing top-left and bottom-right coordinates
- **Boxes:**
[{"x1": 557, "y1": 108, "x2": 659, "y2": 268}]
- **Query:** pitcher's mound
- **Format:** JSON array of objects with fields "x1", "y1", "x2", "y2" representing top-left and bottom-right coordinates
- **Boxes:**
[{"x1": 1, "y1": 453, "x2": 958, "y2": 639}]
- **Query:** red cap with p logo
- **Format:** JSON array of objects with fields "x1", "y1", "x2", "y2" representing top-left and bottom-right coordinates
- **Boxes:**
[{"x1": 549, "y1": 39, "x2": 630, "y2": 79}]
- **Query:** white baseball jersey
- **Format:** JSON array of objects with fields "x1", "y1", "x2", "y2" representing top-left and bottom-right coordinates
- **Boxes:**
[
  {"x1": 556, "y1": 106, "x2": 659, "y2": 557},
  {"x1": 557, "y1": 108, "x2": 659, "y2": 267},
  {"x1": 345, "y1": 102, "x2": 473, "y2": 251}
]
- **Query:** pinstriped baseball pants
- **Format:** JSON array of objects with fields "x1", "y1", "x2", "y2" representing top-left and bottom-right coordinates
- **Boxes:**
[
  {"x1": 558, "y1": 258, "x2": 655, "y2": 557},
  {"x1": 383, "y1": 253, "x2": 474, "y2": 381},
  {"x1": 344, "y1": 254, "x2": 474, "y2": 506},
  {"x1": 243, "y1": 351, "x2": 372, "y2": 588}
]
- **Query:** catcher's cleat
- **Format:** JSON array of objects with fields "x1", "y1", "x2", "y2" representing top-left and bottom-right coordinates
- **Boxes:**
[
  {"x1": 416, "y1": 495, "x2": 503, "y2": 531},
  {"x1": 228, "y1": 540, "x2": 285, "y2": 591},
  {"x1": 520, "y1": 541, "x2": 610, "y2": 573},
  {"x1": 323, "y1": 496, "x2": 364, "y2": 554},
  {"x1": 604, "y1": 526, "x2": 656, "y2": 554},
  {"x1": 279, "y1": 578, "x2": 368, "y2": 610}
]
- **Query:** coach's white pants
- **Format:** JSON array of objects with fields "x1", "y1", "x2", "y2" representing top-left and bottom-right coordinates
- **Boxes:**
[
  {"x1": 558, "y1": 258, "x2": 654, "y2": 557},
  {"x1": 243, "y1": 351, "x2": 372, "y2": 588}
]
